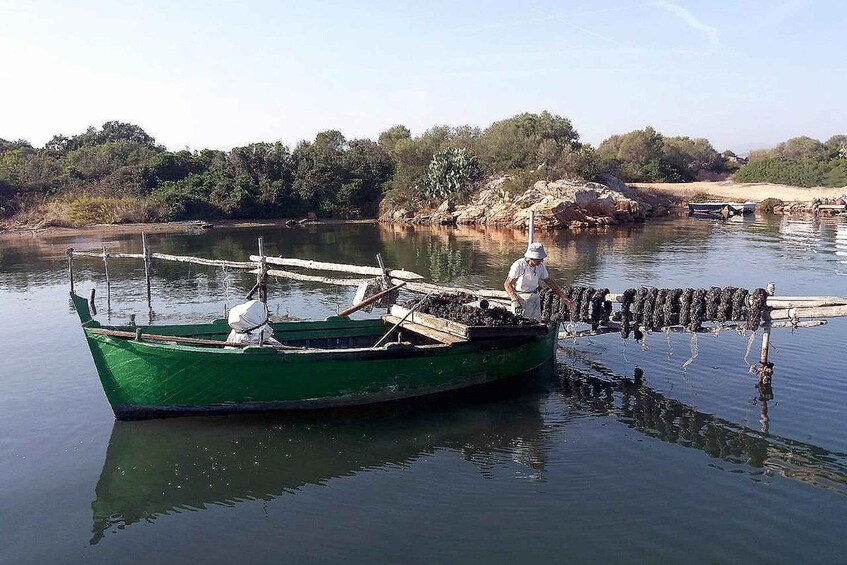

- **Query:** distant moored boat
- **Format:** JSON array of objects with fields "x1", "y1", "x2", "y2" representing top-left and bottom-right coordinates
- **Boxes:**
[{"x1": 688, "y1": 201, "x2": 757, "y2": 217}]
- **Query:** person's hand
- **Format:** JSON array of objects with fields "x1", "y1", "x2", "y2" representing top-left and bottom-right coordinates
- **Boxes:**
[
  {"x1": 511, "y1": 297, "x2": 525, "y2": 316},
  {"x1": 563, "y1": 296, "x2": 575, "y2": 311}
]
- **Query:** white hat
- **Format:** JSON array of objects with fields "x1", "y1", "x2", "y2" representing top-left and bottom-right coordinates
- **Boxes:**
[{"x1": 524, "y1": 242, "x2": 547, "y2": 260}]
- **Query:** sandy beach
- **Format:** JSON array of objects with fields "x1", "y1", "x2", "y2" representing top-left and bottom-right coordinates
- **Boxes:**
[{"x1": 631, "y1": 181, "x2": 847, "y2": 202}]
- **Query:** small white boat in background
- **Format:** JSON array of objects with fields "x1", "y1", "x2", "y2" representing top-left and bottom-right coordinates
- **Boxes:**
[{"x1": 688, "y1": 201, "x2": 757, "y2": 217}]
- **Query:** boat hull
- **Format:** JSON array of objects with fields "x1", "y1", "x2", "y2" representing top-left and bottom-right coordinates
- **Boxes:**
[{"x1": 73, "y1": 294, "x2": 557, "y2": 420}]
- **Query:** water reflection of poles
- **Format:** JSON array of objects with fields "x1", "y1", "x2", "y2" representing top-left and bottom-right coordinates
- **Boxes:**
[
  {"x1": 557, "y1": 363, "x2": 847, "y2": 495},
  {"x1": 759, "y1": 391, "x2": 771, "y2": 434}
]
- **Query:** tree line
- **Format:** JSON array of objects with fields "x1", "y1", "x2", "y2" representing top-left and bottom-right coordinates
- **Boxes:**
[{"x1": 1, "y1": 115, "x2": 844, "y2": 226}]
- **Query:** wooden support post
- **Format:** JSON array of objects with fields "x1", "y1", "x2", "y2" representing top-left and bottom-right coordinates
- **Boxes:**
[
  {"x1": 102, "y1": 244, "x2": 111, "y2": 315},
  {"x1": 66, "y1": 248, "x2": 74, "y2": 293},
  {"x1": 142, "y1": 233, "x2": 153, "y2": 323},
  {"x1": 376, "y1": 253, "x2": 391, "y2": 288},
  {"x1": 528, "y1": 210, "x2": 535, "y2": 244},
  {"x1": 257, "y1": 237, "x2": 268, "y2": 304},
  {"x1": 89, "y1": 288, "x2": 97, "y2": 316},
  {"x1": 758, "y1": 282, "x2": 775, "y2": 388}
]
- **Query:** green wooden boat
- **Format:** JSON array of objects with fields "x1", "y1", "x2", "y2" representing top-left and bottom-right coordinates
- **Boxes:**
[{"x1": 71, "y1": 293, "x2": 557, "y2": 420}]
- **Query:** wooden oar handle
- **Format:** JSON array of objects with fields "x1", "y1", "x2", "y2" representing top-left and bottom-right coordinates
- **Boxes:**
[{"x1": 338, "y1": 282, "x2": 406, "y2": 317}]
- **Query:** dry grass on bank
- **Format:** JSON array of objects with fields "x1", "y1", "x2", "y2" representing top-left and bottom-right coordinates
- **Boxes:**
[
  {"x1": 631, "y1": 181, "x2": 847, "y2": 202},
  {"x1": 3, "y1": 194, "x2": 157, "y2": 229}
]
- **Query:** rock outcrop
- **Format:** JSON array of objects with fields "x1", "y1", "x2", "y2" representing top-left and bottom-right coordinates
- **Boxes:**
[{"x1": 381, "y1": 177, "x2": 667, "y2": 230}]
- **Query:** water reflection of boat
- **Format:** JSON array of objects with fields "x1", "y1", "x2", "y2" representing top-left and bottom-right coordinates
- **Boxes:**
[
  {"x1": 555, "y1": 352, "x2": 847, "y2": 496},
  {"x1": 90, "y1": 389, "x2": 549, "y2": 544}
]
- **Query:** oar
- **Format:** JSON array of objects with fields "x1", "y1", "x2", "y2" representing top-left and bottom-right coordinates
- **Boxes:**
[{"x1": 339, "y1": 282, "x2": 406, "y2": 317}]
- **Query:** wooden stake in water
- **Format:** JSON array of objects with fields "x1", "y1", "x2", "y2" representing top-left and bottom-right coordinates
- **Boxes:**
[
  {"x1": 257, "y1": 237, "x2": 268, "y2": 304},
  {"x1": 758, "y1": 282, "x2": 776, "y2": 388},
  {"x1": 528, "y1": 210, "x2": 535, "y2": 244},
  {"x1": 142, "y1": 233, "x2": 153, "y2": 322},
  {"x1": 102, "y1": 244, "x2": 111, "y2": 315},
  {"x1": 66, "y1": 248, "x2": 74, "y2": 293}
]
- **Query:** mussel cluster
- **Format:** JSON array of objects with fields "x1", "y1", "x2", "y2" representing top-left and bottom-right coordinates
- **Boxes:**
[
  {"x1": 539, "y1": 286, "x2": 612, "y2": 329},
  {"x1": 617, "y1": 286, "x2": 769, "y2": 338},
  {"x1": 403, "y1": 292, "x2": 536, "y2": 326}
]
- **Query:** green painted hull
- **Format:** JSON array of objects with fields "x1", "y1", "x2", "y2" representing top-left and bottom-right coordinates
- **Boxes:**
[{"x1": 71, "y1": 293, "x2": 556, "y2": 419}]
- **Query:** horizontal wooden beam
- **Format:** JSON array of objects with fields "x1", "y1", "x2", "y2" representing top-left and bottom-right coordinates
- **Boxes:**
[
  {"x1": 259, "y1": 268, "x2": 370, "y2": 287},
  {"x1": 73, "y1": 250, "x2": 254, "y2": 269},
  {"x1": 766, "y1": 305, "x2": 847, "y2": 320},
  {"x1": 250, "y1": 256, "x2": 424, "y2": 281}
]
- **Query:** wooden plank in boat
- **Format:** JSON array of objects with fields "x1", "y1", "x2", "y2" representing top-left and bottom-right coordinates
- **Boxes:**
[
  {"x1": 389, "y1": 306, "x2": 548, "y2": 339},
  {"x1": 381, "y1": 314, "x2": 468, "y2": 345}
]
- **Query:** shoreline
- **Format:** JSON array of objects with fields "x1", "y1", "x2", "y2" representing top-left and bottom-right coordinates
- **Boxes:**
[
  {"x1": 0, "y1": 218, "x2": 378, "y2": 238},
  {"x1": 3, "y1": 180, "x2": 844, "y2": 238},
  {"x1": 631, "y1": 180, "x2": 847, "y2": 202}
]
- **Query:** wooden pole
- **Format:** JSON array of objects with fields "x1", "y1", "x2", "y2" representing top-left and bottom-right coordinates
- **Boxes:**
[
  {"x1": 66, "y1": 248, "x2": 74, "y2": 293},
  {"x1": 102, "y1": 244, "x2": 111, "y2": 315},
  {"x1": 142, "y1": 233, "x2": 153, "y2": 323},
  {"x1": 376, "y1": 253, "x2": 391, "y2": 288},
  {"x1": 758, "y1": 283, "x2": 775, "y2": 387},
  {"x1": 338, "y1": 282, "x2": 406, "y2": 317},
  {"x1": 249, "y1": 256, "x2": 424, "y2": 281},
  {"x1": 766, "y1": 305, "x2": 847, "y2": 319},
  {"x1": 257, "y1": 237, "x2": 267, "y2": 304},
  {"x1": 89, "y1": 288, "x2": 97, "y2": 316},
  {"x1": 528, "y1": 210, "x2": 535, "y2": 244}
]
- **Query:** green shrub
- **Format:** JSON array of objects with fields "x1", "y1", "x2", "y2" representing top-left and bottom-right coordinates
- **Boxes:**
[
  {"x1": 149, "y1": 179, "x2": 216, "y2": 221},
  {"x1": 421, "y1": 148, "x2": 480, "y2": 202},
  {"x1": 733, "y1": 157, "x2": 822, "y2": 187}
]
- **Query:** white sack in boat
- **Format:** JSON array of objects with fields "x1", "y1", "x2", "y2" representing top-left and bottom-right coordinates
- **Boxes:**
[{"x1": 226, "y1": 300, "x2": 280, "y2": 345}]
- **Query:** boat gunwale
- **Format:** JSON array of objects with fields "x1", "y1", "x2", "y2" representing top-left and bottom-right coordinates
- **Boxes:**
[
  {"x1": 83, "y1": 327, "x2": 458, "y2": 357},
  {"x1": 82, "y1": 323, "x2": 551, "y2": 361}
]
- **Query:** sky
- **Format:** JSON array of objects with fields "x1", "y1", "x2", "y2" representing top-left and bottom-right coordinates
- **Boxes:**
[{"x1": 0, "y1": 0, "x2": 844, "y2": 153}]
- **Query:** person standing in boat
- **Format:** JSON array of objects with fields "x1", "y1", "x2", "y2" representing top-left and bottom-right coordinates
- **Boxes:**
[{"x1": 504, "y1": 242, "x2": 573, "y2": 321}]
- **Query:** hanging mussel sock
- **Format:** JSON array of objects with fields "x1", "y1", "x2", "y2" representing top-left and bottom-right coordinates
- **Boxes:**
[
  {"x1": 689, "y1": 288, "x2": 706, "y2": 331},
  {"x1": 705, "y1": 286, "x2": 721, "y2": 320},
  {"x1": 717, "y1": 286, "x2": 736, "y2": 324},
  {"x1": 665, "y1": 289, "x2": 682, "y2": 326},
  {"x1": 747, "y1": 288, "x2": 768, "y2": 331},
  {"x1": 620, "y1": 288, "x2": 637, "y2": 338},
  {"x1": 731, "y1": 287, "x2": 749, "y2": 322},
  {"x1": 679, "y1": 288, "x2": 694, "y2": 327},
  {"x1": 653, "y1": 288, "x2": 667, "y2": 329}
]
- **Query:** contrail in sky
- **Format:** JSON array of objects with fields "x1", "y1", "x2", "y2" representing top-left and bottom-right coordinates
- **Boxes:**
[{"x1": 652, "y1": 1, "x2": 720, "y2": 47}]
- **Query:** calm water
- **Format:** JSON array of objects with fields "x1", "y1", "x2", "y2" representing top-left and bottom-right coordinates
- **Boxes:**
[{"x1": 1, "y1": 216, "x2": 846, "y2": 564}]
